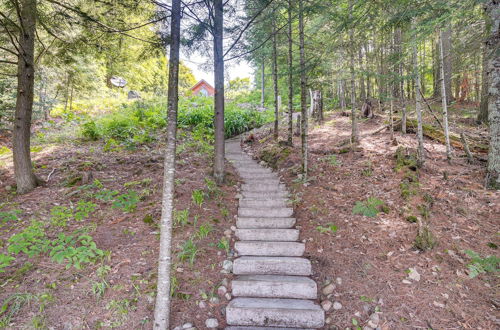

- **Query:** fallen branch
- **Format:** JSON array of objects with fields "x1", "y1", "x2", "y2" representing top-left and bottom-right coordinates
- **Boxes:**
[
  {"x1": 460, "y1": 133, "x2": 474, "y2": 163},
  {"x1": 46, "y1": 168, "x2": 56, "y2": 181}
]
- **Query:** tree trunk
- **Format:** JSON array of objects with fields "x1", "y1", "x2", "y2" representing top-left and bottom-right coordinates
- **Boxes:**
[
  {"x1": 478, "y1": 15, "x2": 492, "y2": 123},
  {"x1": 13, "y1": 0, "x2": 39, "y2": 194},
  {"x1": 349, "y1": 0, "x2": 359, "y2": 144},
  {"x1": 153, "y1": 1, "x2": 181, "y2": 328},
  {"x1": 299, "y1": 0, "x2": 308, "y2": 179},
  {"x1": 213, "y1": 0, "x2": 225, "y2": 184},
  {"x1": 485, "y1": 0, "x2": 500, "y2": 189},
  {"x1": 359, "y1": 48, "x2": 366, "y2": 101},
  {"x1": 442, "y1": 27, "x2": 453, "y2": 105},
  {"x1": 272, "y1": 18, "x2": 279, "y2": 140},
  {"x1": 412, "y1": 20, "x2": 425, "y2": 167},
  {"x1": 287, "y1": 0, "x2": 293, "y2": 145},
  {"x1": 261, "y1": 61, "x2": 265, "y2": 109},
  {"x1": 439, "y1": 29, "x2": 452, "y2": 162}
]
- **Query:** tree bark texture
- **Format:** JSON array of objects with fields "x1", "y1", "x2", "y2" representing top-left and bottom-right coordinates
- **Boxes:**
[
  {"x1": 439, "y1": 29, "x2": 453, "y2": 161},
  {"x1": 299, "y1": 0, "x2": 308, "y2": 179},
  {"x1": 13, "y1": 0, "x2": 39, "y2": 194},
  {"x1": 486, "y1": 0, "x2": 500, "y2": 189},
  {"x1": 287, "y1": 0, "x2": 294, "y2": 145},
  {"x1": 153, "y1": 0, "x2": 181, "y2": 328},
  {"x1": 213, "y1": 0, "x2": 225, "y2": 184},
  {"x1": 412, "y1": 20, "x2": 425, "y2": 167},
  {"x1": 272, "y1": 18, "x2": 279, "y2": 140}
]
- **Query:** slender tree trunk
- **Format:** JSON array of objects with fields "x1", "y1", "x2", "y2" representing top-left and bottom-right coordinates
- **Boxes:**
[
  {"x1": 478, "y1": 16, "x2": 492, "y2": 123},
  {"x1": 299, "y1": 0, "x2": 308, "y2": 179},
  {"x1": 359, "y1": 48, "x2": 366, "y2": 101},
  {"x1": 153, "y1": 1, "x2": 181, "y2": 328},
  {"x1": 442, "y1": 27, "x2": 453, "y2": 105},
  {"x1": 272, "y1": 18, "x2": 279, "y2": 140},
  {"x1": 340, "y1": 80, "x2": 346, "y2": 110},
  {"x1": 349, "y1": 1, "x2": 359, "y2": 144},
  {"x1": 13, "y1": 0, "x2": 39, "y2": 194},
  {"x1": 213, "y1": 0, "x2": 225, "y2": 184},
  {"x1": 287, "y1": 0, "x2": 294, "y2": 145},
  {"x1": 401, "y1": 99, "x2": 407, "y2": 134},
  {"x1": 485, "y1": 0, "x2": 500, "y2": 189},
  {"x1": 439, "y1": 29, "x2": 452, "y2": 162},
  {"x1": 412, "y1": 20, "x2": 425, "y2": 167},
  {"x1": 261, "y1": 61, "x2": 265, "y2": 108}
]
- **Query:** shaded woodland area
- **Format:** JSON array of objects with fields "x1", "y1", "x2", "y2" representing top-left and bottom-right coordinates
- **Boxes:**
[{"x1": 0, "y1": 0, "x2": 498, "y2": 329}]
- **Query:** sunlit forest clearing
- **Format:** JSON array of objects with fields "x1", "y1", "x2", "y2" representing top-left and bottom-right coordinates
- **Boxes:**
[{"x1": 0, "y1": 0, "x2": 499, "y2": 329}]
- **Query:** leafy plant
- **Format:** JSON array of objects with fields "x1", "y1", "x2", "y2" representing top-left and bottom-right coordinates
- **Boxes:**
[
  {"x1": 50, "y1": 205, "x2": 73, "y2": 227},
  {"x1": 112, "y1": 191, "x2": 140, "y2": 212},
  {"x1": 178, "y1": 239, "x2": 199, "y2": 265},
  {"x1": 322, "y1": 154, "x2": 341, "y2": 166},
  {"x1": 94, "y1": 189, "x2": 119, "y2": 202},
  {"x1": 465, "y1": 250, "x2": 499, "y2": 278},
  {"x1": 0, "y1": 209, "x2": 21, "y2": 224},
  {"x1": 74, "y1": 201, "x2": 97, "y2": 221},
  {"x1": 316, "y1": 223, "x2": 338, "y2": 234},
  {"x1": 8, "y1": 221, "x2": 49, "y2": 257},
  {"x1": 195, "y1": 223, "x2": 213, "y2": 239},
  {"x1": 217, "y1": 237, "x2": 230, "y2": 254},
  {"x1": 48, "y1": 233, "x2": 105, "y2": 269},
  {"x1": 191, "y1": 189, "x2": 204, "y2": 207},
  {"x1": 173, "y1": 209, "x2": 189, "y2": 227},
  {"x1": 352, "y1": 197, "x2": 385, "y2": 217},
  {"x1": 0, "y1": 254, "x2": 15, "y2": 273}
]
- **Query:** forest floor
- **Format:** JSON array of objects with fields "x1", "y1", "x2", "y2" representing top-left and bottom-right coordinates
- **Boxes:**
[
  {"x1": 0, "y1": 124, "x2": 238, "y2": 329},
  {"x1": 243, "y1": 107, "x2": 499, "y2": 329}
]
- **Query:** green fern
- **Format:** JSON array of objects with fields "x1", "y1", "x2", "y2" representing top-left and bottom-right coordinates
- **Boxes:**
[{"x1": 352, "y1": 197, "x2": 384, "y2": 218}]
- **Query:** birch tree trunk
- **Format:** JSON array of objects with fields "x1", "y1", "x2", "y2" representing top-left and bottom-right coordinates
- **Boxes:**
[
  {"x1": 439, "y1": 29, "x2": 452, "y2": 162},
  {"x1": 287, "y1": 0, "x2": 294, "y2": 145},
  {"x1": 272, "y1": 18, "x2": 279, "y2": 140},
  {"x1": 412, "y1": 20, "x2": 425, "y2": 167},
  {"x1": 261, "y1": 61, "x2": 265, "y2": 109},
  {"x1": 299, "y1": 0, "x2": 308, "y2": 180},
  {"x1": 153, "y1": 0, "x2": 181, "y2": 328},
  {"x1": 442, "y1": 27, "x2": 453, "y2": 105},
  {"x1": 485, "y1": 0, "x2": 500, "y2": 189},
  {"x1": 13, "y1": 0, "x2": 39, "y2": 194},
  {"x1": 213, "y1": 0, "x2": 225, "y2": 184},
  {"x1": 349, "y1": 0, "x2": 359, "y2": 144}
]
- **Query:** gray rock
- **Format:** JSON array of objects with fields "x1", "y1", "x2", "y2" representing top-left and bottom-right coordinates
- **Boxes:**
[
  {"x1": 209, "y1": 296, "x2": 220, "y2": 304},
  {"x1": 333, "y1": 301, "x2": 343, "y2": 310},
  {"x1": 222, "y1": 260, "x2": 233, "y2": 273},
  {"x1": 182, "y1": 323, "x2": 193, "y2": 329},
  {"x1": 322, "y1": 283, "x2": 335, "y2": 295},
  {"x1": 205, "y1": 318, "x2": 219, "y2": 328},
  {"x1": 217, "y1": 286, "x2": 227, "y2": 296},
  {"x1": 127, "y1": 90, "x2": 140, "y2": 99},
  {"x1": 225, "y1": 292, "x2": 232, "y2": 300},
  {"x1": 321, "y1": 300, "x2": 332, "y2": 311},
  {"x1": 198, "y1": 301, "x2": 207, "y2": 309}
]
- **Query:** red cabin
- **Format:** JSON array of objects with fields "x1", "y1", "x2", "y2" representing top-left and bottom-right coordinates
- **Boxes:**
[{"x1": 190, "y1": 79, "x2": 215, "y2": 97}]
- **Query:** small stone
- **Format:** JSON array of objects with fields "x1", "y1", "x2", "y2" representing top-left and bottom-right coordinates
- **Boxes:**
[
  {"x1": 222, "y1": 260, "x2": 233, "y2": 273},
  {"x1": 230, "y1": 225, "x2": 236, "y2": 231},
  {"x1": 182, "y1": 323, "x2": 193, "y2": 329},
  {"x1": 173, "y1": 326, "x2": 182, "y2": 330},
  {"x1": 369, "y1": 313, "x2": 380, "y2": 325},
  {"x1": 367, "y1": 321, "x2": 378, "y2": 328},
  {"x1": 433, "y1": 301, "x2": 445, "y2": 308},
  {"x1": 321, "y1": 300, "x2": 332, "y2": 311},
  {"x1": 363, "y1": 326, "x2": 374, "y2": 330},
  {"x1": 5, "y1": 185, "x2": 12, "y2": 191},
  {"x1": 225, "y1": 292, "x2": 232, "y2": 300},
  {"x1": 322, "y1": 283, "x2": 336, "y2": 295},
  {"x1": 336, "y1": 277, "x2": 342, "y2": 285},
  {"x1": 332, "y1": 301, "x2": 342, "y2": 310},
  {"x1": 408, "y1": 267, "x2": 421, "y2": 282},
  {"x1": 209, "y1": 296, "x2": 220, "y2": 304},
  {"x1": 325, "y1": 317, "x2": 332, "y2": 324},
  {"x1": 221, "y1": 278, "x2": 229, "y2": 287},
  {"x1": 224, "y1": 230, "x2": 232, "y2": 237},
  {"x1": 205, "y1": 318, "x2": 219, "y2": 328},
  {"x1": 217, "y1": 286, "x2": 227, "y2": 296},
  {"x1": 198, "y1": 301, "x2": 207, "y2": 309},
  {"x1": 402, "y1": 279, "x2": 412, "y2": 284}
]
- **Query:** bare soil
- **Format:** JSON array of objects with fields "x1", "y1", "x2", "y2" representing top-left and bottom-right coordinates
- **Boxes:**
[{"x1": 244, "y1": 111, "x2": 499, "y2": 329}]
